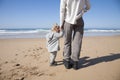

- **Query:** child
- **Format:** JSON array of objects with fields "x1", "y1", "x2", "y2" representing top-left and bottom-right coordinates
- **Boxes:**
[{"x1": 46, "y1": 23, "x2": 63, "y2": 66}]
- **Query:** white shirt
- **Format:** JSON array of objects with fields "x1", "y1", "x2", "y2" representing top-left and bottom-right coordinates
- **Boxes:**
[
  {"x1": 60, "y1": 0, "x2": 90, "y2": 26},
  {"x1": 46, "y1": 30, "x2": 63, "y2": 52}
]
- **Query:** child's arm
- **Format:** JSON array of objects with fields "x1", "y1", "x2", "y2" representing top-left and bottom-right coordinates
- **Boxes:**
[
  {"x1": 54, "y1": 29, "x2": 64, "y2": 38},
  {"x1": 46, "y1": 32, "x2": 54, "y2": 41}
]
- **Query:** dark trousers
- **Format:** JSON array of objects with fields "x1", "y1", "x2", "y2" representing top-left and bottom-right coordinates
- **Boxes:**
[{"x1": 63, "y1": 17, "x2": 84, "y2": 61}]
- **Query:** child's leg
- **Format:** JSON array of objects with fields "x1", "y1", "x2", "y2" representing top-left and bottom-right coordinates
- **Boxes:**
[{"x1": 50, "y1": 51, "x2": 57, "y2": 64}]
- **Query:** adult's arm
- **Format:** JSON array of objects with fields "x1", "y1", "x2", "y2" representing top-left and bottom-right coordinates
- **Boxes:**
[
  {"x1": 60, "y1": 0, "x2": 66, "y2": 27},
  {"x1": 75, "y1": 0, "x2": 91, "y2": 21},
  {"x1": 84, "y1": 0, "x2": 91, "y2": 12}
]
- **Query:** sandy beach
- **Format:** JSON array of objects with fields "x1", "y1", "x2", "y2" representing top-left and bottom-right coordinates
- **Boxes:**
[{"x1": 0, "y1": 36, "x2": 120, "y2": 80}]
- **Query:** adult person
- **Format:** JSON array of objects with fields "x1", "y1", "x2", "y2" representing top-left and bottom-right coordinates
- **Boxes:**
[{"x1": 60, "y1": 0, "x2": 90, "y2": 70}]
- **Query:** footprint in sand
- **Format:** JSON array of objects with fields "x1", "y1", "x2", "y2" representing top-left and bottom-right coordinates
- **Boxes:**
[
  {"x1": 48, "y1": 73, "x2": 56, "y2": 76},
  {"x1": 14, "y1": 77, "x2": 25, "y2": 80},
  {"x1": 15, "y1": 64, "x2": 20, "y2": 66},
  {"x1": 24, "y1": 55, "x2": 27, "y2": 57},
  {"x1": 28, "y1": 49, "x2": 31, "y2": 52},
  {"x1": 39, "y1": 47, "x2": 43, "y2": 49},
  {"x1": 4, "y1": 61, "x2": 8, "y2": 64},
  {"x1": 15, "y1": 54, "x2": 18, "y2": 56},
  {"x1": 0, "y1": 71, "x2": 2, "y2": 75},
  {"x1": 33, "y1": 49, "x2": 36, "y2": 51},
  {"x1": 37, "y1": 73, "x2": 45, "y2": 76}
]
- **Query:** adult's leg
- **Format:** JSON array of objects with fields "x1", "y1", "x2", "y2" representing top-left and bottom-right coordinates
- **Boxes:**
[
  {"x1": 63, "y1": 22, "x2": 73, "y2": 61},
  {"x1": 71, "y1": 17, "x2": 84, "y2": 61}
]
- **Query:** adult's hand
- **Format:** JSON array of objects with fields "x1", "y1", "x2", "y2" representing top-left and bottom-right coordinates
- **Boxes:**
[{"x1": 61, "y1": 20, "x2": 65, "y2": 30}]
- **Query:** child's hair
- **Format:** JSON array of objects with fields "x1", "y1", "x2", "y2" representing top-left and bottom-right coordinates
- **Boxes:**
[{"x1": 51, "y1": 23, "x2": 59, "y2": 31}]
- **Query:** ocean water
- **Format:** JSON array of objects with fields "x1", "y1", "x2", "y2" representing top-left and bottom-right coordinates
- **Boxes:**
[{"x1": 0, "y1": 28, "x2": 120, "y2": 39}]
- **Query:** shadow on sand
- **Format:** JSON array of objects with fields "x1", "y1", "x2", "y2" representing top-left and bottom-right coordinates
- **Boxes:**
[{"x1": 78, "y1": 53, "x2": 120, "y2": 69}]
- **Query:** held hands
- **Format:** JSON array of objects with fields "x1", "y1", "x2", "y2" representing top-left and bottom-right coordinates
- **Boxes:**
[{"x1": 60, "y1": 20, "x2": 65, "y2": 30}]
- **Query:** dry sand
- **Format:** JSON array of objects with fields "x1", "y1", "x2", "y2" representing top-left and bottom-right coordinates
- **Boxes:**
[{"x1": 0, "y1": 36, "x2": 120, "y2": 80}]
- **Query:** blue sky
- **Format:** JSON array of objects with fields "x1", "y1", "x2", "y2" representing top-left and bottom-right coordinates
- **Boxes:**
[{"x1": 0, "y1": 0, "x2": 120, "y2": 29}]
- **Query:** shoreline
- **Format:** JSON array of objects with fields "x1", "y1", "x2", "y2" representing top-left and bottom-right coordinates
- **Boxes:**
[
  {"x1": 0, "y1": 35, "x2": 120, "y2": 40},
  {"x1": 0, "y1": 28, "x2": 120, "y2": 39}
]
